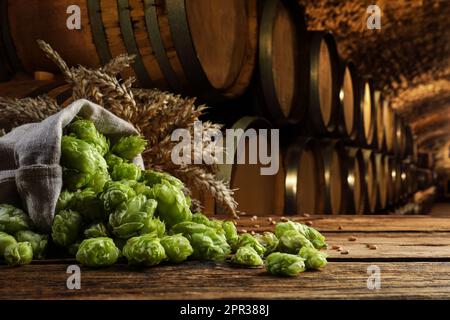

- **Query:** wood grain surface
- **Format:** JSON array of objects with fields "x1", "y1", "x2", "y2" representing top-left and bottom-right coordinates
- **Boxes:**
[{"x1": 1, "y1": 215, "x2": 450, "y2": 300}]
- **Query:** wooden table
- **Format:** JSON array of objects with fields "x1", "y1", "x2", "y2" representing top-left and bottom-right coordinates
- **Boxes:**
[{"x1": 2, "y1": 215, "x2": 450, "y2": 300}]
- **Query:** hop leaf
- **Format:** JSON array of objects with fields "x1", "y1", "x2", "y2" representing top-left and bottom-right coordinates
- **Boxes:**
[
  {"x1": 298, "y1": 247, "x2": 328, "y2": 270},
  {"x1": 76, "y1": 237, "x2": 120, "y2": 267},
  {"x1": 61, "y1": 135, "x2": 108, "y2": 174},
  {"x1": 51, "y1": 210, "x2": 83, "y2": 247},
  {"x1": 123, "y1": 234, "x2": 167, "y2": 266},
  {"x1": 0, "y1": 204, "x2": 33, "y2": 234},
  {"x1": 100, "y1": 181, "x2": 137, "y2": 213},
  {"x1": 111, "y1": 162, "x2": 142, "y2": 181},
  {"x1": 277, "y1": 230, "x2": 314, "y2": 254},
  {"x1": 254, "y1": 232, "x2": 279, "y2": 256},
  {"x1": 15, "y1": 230, "x2": 48, "y2": 260},
  {"x1": 231, "y1": 246, "x2": 263, "y2": 267},
  {"x1": 108, "y1": 195, "x2": 157, "y2": 239},
  {"x1": 153, "y1": 180, "x2": 192, "y2": 229},
  {"x1": 265, "y1": 252, "x2": 306, "y2": 277},
  {"x1": 4, "y1": 242, "x2": 33, "y2": 266},
  {"x1": 0, "y1": 231, "x2": 17, "y2": 256},
  {"x1": 111, "y1": 135, "x2": 147, "y2": 160},
  {"x1": 66, "y1": 119, "x2": 109, "y2": 155},
  {"x1": 236, "y1": 233, "x2": 266, "y2": 257},
  {"x1": 160, "y1": 234, "x2": 193, "y2": 263}
]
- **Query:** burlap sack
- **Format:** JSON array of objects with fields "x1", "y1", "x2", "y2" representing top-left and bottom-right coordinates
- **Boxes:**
[{"x1": 0, "y1": 99, "x2": 144, "y2": 232}]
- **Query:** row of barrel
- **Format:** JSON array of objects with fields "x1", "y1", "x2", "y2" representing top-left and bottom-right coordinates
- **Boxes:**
[
  {"x1": 198, "y1": 117, "x2": 433, "y2": 216},
  {"x1": 0, "y1": 0, "x2": 417, "y2": 158}
]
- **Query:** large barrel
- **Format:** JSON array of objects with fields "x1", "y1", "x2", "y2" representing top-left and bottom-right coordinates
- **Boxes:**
[
  {"x1": 385, "y1": 156, "x2": 396, "y2": 207},
  {"x1": 383, "y1": 99, "x2": 397, "y2": 154},
  {"x1": 256, "y1": 0, "x2": 306, "y2": 125},
  {"x1": 374, "y1": 90, "x2": 386, "y2": 151},
  {"x1": 359, "y1": 79, "x2": 375, "y2": 147},
  {"x1": 343, "y1": 147, "x2": 365, "y2": 214},
  {"x1": 337, "y1": 61, "x2": 360, "y2": 141},
  {"x1": 307, "y1": 32, "x2": 340, "y2": 135},
  {"x1": 318, "y1": 139, "x2": 346, "y2": 214},
  {"x1": 284, "y1": 137, "x2": 322, "y2": 215},
  {"x1": 375, "y1": 153, "x2": 388, "y2": 211},
  {"x1": 1, "y1": 0, "x2": 258, "y2": 101},
  {"x1": 0, "y1": 77, "x2": 72, "y2": 105},
  {"x1": 218, "y1": 117, "x2": 285, "y2": 215},
  {"x1": 416, "y1": 168, "x2": 433, "y2": 190},
  {"x1": 362, "y1": 149, "x2": 377, "y2": 213},
  {"x1": 395, "y1": 115, "x2": 407, "y2": 159}
]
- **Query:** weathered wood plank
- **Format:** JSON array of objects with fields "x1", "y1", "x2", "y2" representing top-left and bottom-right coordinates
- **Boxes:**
[
  {"x1": 324, "y1": 232, "x2": 450, "y2": 260},
  {"x1": 228, "y1": 215, "x2": 450, "y2": 232},
  {"x1": 1, "y1": 261, "x2": 450, "y2": 299}
]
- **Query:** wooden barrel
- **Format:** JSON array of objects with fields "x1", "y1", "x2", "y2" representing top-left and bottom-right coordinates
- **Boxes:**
[
  {"x1": 359, "y1": 79, "x2": 375, "y2": 147},
  {"x1": 385, "y1": 156, "x2": 396, "y2": 207},
  {"x1": 307, "y1": 32, "x2": 340, "y2": 135},
  {"x1": 343, "y1": 147, "x2": 365, "y2": 214},
  {"x1": 362, "y1": 149, "x2": 377, "y2": 213},
  {"x1": 337, "y1": 61, "x2": 360, "y2": 141},
  {"x1": 218, "y1": 117, "x2": 285, "y2": 215},
  {"x1": 416, "y1": 168, "x2": 433, "y2": 190},
  {"x1": 257, "y1": 0, "x2": 306, "y2": 125},
  {"x1": 383, "y1": 99, "x2": 397, "y2": 154},
  {"x1": 404, "y1": 124, "x2": 415, "y2": 160},
  {"x1": 374, "y1": 90, "x2": 386, "y2": 151},
  {"x1": 375, "y1": 153, "x2": 388, "y2": 211},
  {"x1": 318, "y1": 139, "x2": 346, "y2": 214},
  {"x1": 284, "y1": 137, "x2": 322, "y2": 215},
  {"x1": 394, "y1": 115, "x2": 407, "y2": 159},
  {"x1": 0, "y1": 77, "x2": 72, "y2": 104},
  {"x1": 1, "y1": 0, "x2": 258, "y2": 101},
  {"x1": 392, "y1": 161, "x2": 402, "y2": 204}
]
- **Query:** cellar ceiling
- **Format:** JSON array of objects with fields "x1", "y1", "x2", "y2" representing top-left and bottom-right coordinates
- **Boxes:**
[{"x1": 299, "y1": 0, "x2": 450, "y2": 164}]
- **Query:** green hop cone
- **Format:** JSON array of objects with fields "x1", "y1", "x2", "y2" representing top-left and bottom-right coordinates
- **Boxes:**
[
  {"x1": 274, "y1": 221, "x2": 307, "y2": 239},
  {"x1": 231, "y1": 246, "x2": 264, "y2": 267},
  {"x1": 190, "y1": 230, "x2": 231, "y2": 262},
  {"x1": 0, "y1": 231, "x2": 17, "y2": 256},
  {"x1": 61, "y1": 136, "x2": 108, "y2": 173},
  {"x1": 141, "y1": 217, "x2": 166, "y2": 237},
  {"x1": 100, "y1": 181, "x2": 137, "y2": 213},
  {"x1": 51, "y1": 210, "x2": 83, "y2": 247},
  {"x1": 109, "y1": 195, "x2": 157, "y2": 239},
  {"x1": 76, "y1": 237, "x2": 120, "y2": 267},
  {"x1": 111, "y1": 162, "x2": 142, "y2": 181},
  {"x1": 66, "y1": 119, "x2": 109, "y2": 156},
  {"x1": 123, "y1": 234, "x2": 166, "y2": 266},
  {"x1": 56, "y1": 190, "x2": 75, "y2": 212},
  {"x1": 277, "y1": 230, "x2": 314, "y2": 254},
  {"x1": 63, "y1": 168, "x2": 93, "y2": 191},
  {"x1": 170, "y1": 221, "x2": 213, "y2": 236},
  {"x1": 0, "y1": 204, "x2": 33, "y2": 234},
  {"x1": 105, "y1": 152, "x2": 123, "y2": 171},
  {"x1": 298, "y1": 246, "x2": 328, "y2": 270},
  {"x1": 153, "y1": 180, "x2": 192, "y2": 229},
  {"x1": 4, "y1": 242, "x2": 33, "y2": 266},
  {"x1": 132, "y1": 182, "x2": 154, "y2": 197},
  {"x1": 304, "y1": 226, "x2": 327, "y2": 249},
  {"x1": 192, "y1": 213, "x2": 224, "y2": 234},
  {"x1": 15, "y1": 231, "x2": 48, "y2": 260},
  {"x1": 84, "y1": 222, "x2": 109, "y2": 238},
  {"x1": 70, "y1": 189, "x2": 106, "y2": 222},
  {"x1": 85, "y1": 170, "x2": 111, "y2": 194},
  {"x1": 254, "y1": 232, "x2": 279, "y2": 256},
  {"x1": 265, "y1": 252, "x2": 306, "y2": 277},
  {"x1": 141, "y1": 169, "x2": 184, "y2": 189},
  {"x1": 236, "y1": 233, "x2": 266, "y2": 257},
  {"x1": 160, "y1": 234, "x2": 193, "y2": 263},
  {"x1": 222, "y1": 221, "x2": 239, "y2": 249},
  {"x1": 111, "y1": 135, "x2": 147, "y2": 160}
]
